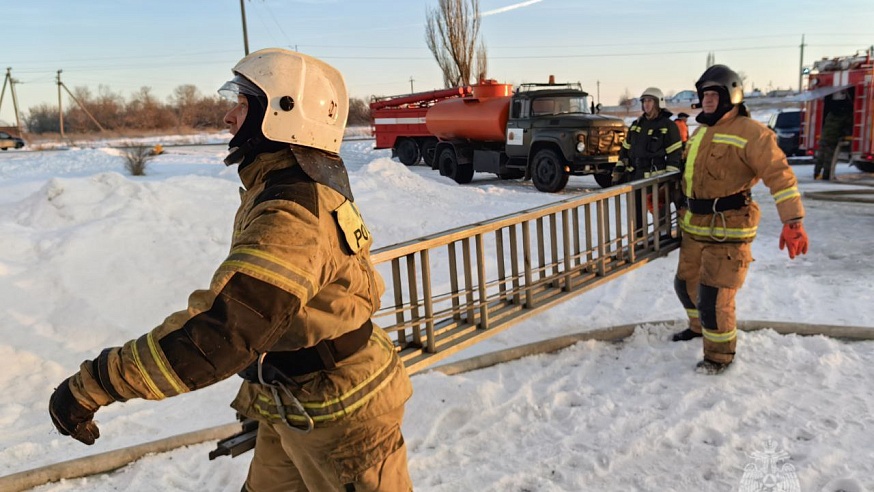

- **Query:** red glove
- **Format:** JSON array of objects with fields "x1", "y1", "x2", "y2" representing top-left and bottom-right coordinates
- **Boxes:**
[{"x1": 779, "y1": 222, "x2": 808, "y2": 259}]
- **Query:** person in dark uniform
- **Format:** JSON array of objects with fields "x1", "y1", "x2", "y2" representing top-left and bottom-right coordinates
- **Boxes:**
[{"x1": 613, "y1": 87, "x2": 683, "y2": 239}]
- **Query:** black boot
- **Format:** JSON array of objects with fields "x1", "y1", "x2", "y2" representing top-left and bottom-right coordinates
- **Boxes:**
[
  {"x1": 671, "y1": 328, "x2": 702, "y2": 342},
  {"x1": 695, "y1": 358, "x2": 731, "y2": 375}
]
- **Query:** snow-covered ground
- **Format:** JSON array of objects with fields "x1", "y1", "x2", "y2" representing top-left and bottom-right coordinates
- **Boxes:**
[{"x1": 1, "y1": 112, "x2": 873, "y2": 491}]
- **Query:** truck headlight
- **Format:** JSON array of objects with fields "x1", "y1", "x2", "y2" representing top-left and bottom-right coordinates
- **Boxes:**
[{"x1": 576, "y1": 133, "x2": 587, "y2": 153}]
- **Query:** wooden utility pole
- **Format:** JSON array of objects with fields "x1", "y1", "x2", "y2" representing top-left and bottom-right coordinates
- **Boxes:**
[
  {"x1": 798, "y1": 34, "x2": 806, "y2": 93},
  {"x1": 409, "y1": 76, "x2": 415, "y2": 93},
  {"x1": 0, "y1": 69, "x2": 8, "y2": 117},
  {"x1": 0, "y1": 68, "x2": 24, "y2": 136},
  {"x1": 60, "y1": 83, "x2": 106, "y2": 132},
  {"x1": 56, "y1": 70, "x2": 106, "y2": 137},
  {"x1": 57, "y1": 70, "x2": 65, "y2": 139},
  {"x1": 240, "y1": 0, "x2": 250, "y2": 55}
]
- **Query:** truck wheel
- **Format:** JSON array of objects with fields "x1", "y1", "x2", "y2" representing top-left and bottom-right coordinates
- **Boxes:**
[
  {"x1": 421, "y1": 139, "x2": 438, "y2": 169},
  {"x1": 438, "y1": 148, "x2": 474, "y2": 184},
  {"x1": 396, "y1": 138, "x2": 420, "y2": 166},
  {"x1": 531, "y1": 149, "x2": 569, "y2": 192},
  {"x1": 593, "y1": 172, "x2": 613, "y2": 188}
]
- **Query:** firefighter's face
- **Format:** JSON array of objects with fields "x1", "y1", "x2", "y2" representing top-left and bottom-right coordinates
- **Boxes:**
[
  {"x1": 701, "y1": 90, "x2": 720, "y2": 114},
  {"x1": 641, "y1": 97, "x2": 658, "y2": 115},
  {"x1": 223, "y1": 95, "x2": 249, "y2": 135}
]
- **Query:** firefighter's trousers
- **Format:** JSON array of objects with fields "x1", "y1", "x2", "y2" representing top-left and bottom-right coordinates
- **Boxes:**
[
  {"x1": 243, "y1": 406, "x2": 412, "y2": 492},
  {"x1": 673, "y1": 235, "x2": 753, "y2": 364}
]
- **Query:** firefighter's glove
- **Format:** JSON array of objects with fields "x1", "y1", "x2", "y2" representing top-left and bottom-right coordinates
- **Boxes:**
[
  {"x1": 611, "y1": 159, "x2": 631, "y2": 185},
  {"x1": 49, "y1": 378, "x2": 100, "y2": 445},
  {"x1": 779, "y1": 221, "x2": 808, "y2": 260}
]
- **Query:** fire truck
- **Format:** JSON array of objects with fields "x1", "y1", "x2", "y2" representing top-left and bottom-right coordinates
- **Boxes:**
[
  {"x1": 370, "y1": 79, "x2": 627, "y2": 192},
  {"x1": 370, "y1": 86, "x2": 472, "y2": 167},
  {"x1": 800, "y1": 49, "x2": 874, "y2": 172}
]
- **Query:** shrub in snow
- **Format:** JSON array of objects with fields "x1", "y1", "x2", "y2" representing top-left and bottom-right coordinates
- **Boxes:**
[{"x1": 122, "y1": 145, "x2": 155, "y2": 176}]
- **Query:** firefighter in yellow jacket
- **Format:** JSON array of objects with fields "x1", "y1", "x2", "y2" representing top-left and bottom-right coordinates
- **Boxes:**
[
  {"x1": 670, "y1": 65, "x2": 809, "y2": 375},
  {"x1": 48, "y1": 49, "x2": 414, "y2": 491}
]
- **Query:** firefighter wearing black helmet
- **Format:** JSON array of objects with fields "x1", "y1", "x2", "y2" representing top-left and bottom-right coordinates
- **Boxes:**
[{"x1": 671, "y1": 64, "x2": 809, "y2": 375}]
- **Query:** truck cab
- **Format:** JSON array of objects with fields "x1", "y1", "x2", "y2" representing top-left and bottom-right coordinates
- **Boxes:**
[
  {"x1": 505, "y1": 83, "x2": 626, "y2": 190},
  {"x1": 429, "y1": 81, "x2": 626, "y2": 192}
]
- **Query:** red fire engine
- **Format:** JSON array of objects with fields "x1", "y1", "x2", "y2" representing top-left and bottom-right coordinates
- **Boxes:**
[
  {"x1": 369, "y1": 86, "x2": 472, "y2": 167},
  {"x1": 800, "y1": 49, "x2": 874, "y2": 172}
]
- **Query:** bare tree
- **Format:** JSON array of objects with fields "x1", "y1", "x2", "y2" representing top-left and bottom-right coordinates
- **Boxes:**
[
  {"x1": 618, "y1": 88, "x2": 635, "y2": 114},
  {"x1": 475, "y1": 41, "x2": 488, "y2": 83},
  {"x1": 425, "y1": 0, "x2": 487, "y2": 87},
  {"x1": 706, "y1": 52, "x2": 716, "y2": 68},
  {"x1": 348, "y1": 97, "x2": 371, "y2": 126},
  {"x1": 169, "y1": 84, "x2": 200, "y2": 128},
  {"x1": 23, "y1": 83, "x2": 229, "y2": 134},
  {"x1": 125, "y1": 87, "x2": 176, "y2": 129}
]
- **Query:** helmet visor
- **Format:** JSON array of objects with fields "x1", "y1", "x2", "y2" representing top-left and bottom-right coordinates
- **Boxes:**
[{"x1": 218, "y1": 73, "x2": 265, "y2": 101}]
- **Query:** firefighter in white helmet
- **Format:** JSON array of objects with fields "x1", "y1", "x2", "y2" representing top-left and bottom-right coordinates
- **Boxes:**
[
  {"x1": 671, "y1": 64, "x2": 808, "y2": 375},
  {"x1": 48, "y1": 48, "x2": 413, "y2": 491},
  {"x1": 613, "y1": 86, "x2": 683, "y2": 238}
]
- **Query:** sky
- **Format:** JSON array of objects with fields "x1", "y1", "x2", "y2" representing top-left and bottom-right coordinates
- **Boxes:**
[
  {"x1": 2, "y1": 0, "x2": 874, "y2": 126},
  {"x1": 0, "y1": 109, "x2": 873, "y2": 490}
]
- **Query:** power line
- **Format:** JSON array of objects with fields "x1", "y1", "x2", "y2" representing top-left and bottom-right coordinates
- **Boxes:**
[
  {"x1": 288, "y1": 33, "x2": 873, "y2": 51},
  {"x1": 260, "y1": 1, "x2": 294, "y2": 47}
]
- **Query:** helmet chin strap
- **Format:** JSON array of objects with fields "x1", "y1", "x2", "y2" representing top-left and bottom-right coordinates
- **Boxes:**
[
  {"x1": 224, "y1": 136, "x2": 264, "y2": 166},
  {"x1": 695, "y1": 104, "x2": 734, "y2": 126}
]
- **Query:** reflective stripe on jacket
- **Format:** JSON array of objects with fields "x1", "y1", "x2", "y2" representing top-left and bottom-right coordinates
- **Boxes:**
[
  {"x1": 680, "y1": 110, "x2": 804, "y2": 242},
  {"x1": 619, "y1": 108, "x2": 683, "y2": 174},
  {"x1": 71, "y1": 148, "x2": 411, "y2": 424}
]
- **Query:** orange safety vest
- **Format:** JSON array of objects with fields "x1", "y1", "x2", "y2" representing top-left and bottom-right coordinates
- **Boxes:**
[{"x1": 676, "y1": 119, "x2": 689, "y2": 142}]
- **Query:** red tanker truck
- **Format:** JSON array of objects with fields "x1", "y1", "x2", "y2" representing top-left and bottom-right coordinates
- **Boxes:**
[
  {"x1": 370, "y1": 86, "x2": 472, "y2": 167},
  {"x1": 372, "y1": 79, "x2": 627, "y2": 192}
]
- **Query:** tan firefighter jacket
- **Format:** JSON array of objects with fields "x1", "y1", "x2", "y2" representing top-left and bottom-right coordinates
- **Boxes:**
[
  {"x1": 680, "y1": 109, "x2": 804, "y2": 242},
  {"x1": 69, "y1": 147, "x2": 412, "y2": 427}
]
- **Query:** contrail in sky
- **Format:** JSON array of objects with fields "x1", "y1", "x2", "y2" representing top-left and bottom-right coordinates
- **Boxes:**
[{"x1": 481, "y1": 0, "x2": 545, "y2": 17}]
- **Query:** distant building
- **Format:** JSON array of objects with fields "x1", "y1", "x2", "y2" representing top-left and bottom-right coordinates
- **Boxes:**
[{"x1": 766, "y1": 89, "x2": 796, "y2": 98}]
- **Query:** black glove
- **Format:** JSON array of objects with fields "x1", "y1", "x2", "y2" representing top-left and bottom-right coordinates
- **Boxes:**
[
  {"x1": 49, "y1": 378, "x2": 100, "y2": 445},
  {"x1": 611, "y1": 159, "x2": 631, "y2": 185}
]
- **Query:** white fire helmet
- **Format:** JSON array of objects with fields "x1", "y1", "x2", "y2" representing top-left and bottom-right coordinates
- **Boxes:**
[
  {"x1": 640, "y1": 87, "x2": 665, "y2": 107},
  {"x1": 219, "y1": 48, "x2": 348, "y2": 155}
]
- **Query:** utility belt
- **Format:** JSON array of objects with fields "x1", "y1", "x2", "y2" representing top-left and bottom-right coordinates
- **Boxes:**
[
  {"x1": 239, "y1": 319, "x2": 373, "y2": 382},
  {"x1": 686, "y1": 191, "x2": 751, "y2": 214}
]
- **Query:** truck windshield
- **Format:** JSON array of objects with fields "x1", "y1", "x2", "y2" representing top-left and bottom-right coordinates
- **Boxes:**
[{"x1": 530, "y1": 96, "x2": 591, "y2": 116}]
